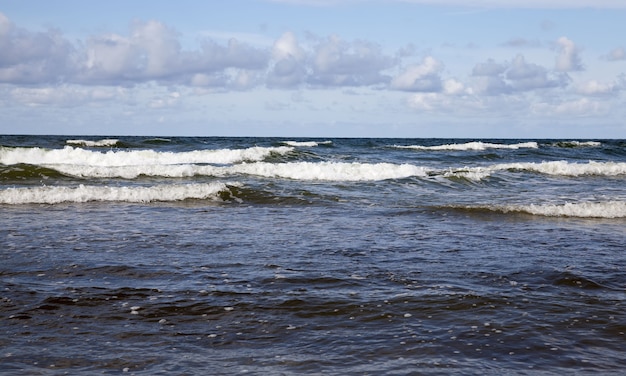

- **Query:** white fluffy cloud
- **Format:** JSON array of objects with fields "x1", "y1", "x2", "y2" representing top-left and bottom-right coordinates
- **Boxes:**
[
  {"x1": 390, "y1": 56, "x2": 443, "y2": 92},
  {"x1": 1, "y1": 10, "x2": 624, "y2": 128},
  {"x1": 1, "y1": 14, "x2": 270, "y2": 88},
  {"x1": 267, "y1": 32, "x2": 307, "y2": 88},
  {"x1": 554, "y1": 37, "x2": 583, "y2": 72},
  {"x1": 0, "y1": 13, "x2": 75, "y2": 84}
]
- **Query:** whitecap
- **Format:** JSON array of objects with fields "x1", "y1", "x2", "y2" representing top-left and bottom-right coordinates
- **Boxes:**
[
  {"x1": 392, "y1": 141, "x2": 538, "y2": 151},
  {"x1": 493, "y1": 161, "x2": 626, "y2": 177},
  {"x1": 0, "y1": 145, "x2": 293, "y2": 167},
  {"x1": 281, "y1": 140, "x2": 332, "y2": 147},
  {"x1": 0, "y1": 182, "x2": 230, "y2": 204},
  {"x1": 230, "y1": 161, "x2": 430, "y2": 181},
  {"x1": 511, "y1": 201, "x2": 626, "y2": 218},
  {"x1": 465, "y1": 201, "x2": 626, "y2": 218},
  {"x1": 66, "y1": 139, "x2": 120, "y2": 147}
]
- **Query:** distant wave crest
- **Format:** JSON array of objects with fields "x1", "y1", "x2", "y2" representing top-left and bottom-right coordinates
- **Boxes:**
[
  {"x1": 392, "y1": 141, "x2": 538, "y2": 151},
  {"x1": 66, "y1": 139, "x2": 120, "y2": 147},
  {"x1": 281, "y1": 140, "x2": 333, "y2": 147},
  {"x1": 0, "y1": 145, "x2": 294, "y2": 166},
  {"x1": 552, "y1": 141, "x2": 602, "y2": 148}
]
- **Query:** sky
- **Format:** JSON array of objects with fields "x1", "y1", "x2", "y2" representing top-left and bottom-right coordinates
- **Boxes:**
[{"x1": 1, "y1": 0, "x2": 625, "y2": 138}]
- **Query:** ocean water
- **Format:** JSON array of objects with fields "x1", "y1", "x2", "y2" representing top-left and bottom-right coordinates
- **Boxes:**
[{"x1": 1, "y1": 135, "x2": 625, "y2": 375}]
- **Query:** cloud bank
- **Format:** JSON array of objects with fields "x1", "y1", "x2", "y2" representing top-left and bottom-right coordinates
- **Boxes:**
[{"x1": 1, "y1": 10, "x2": 624, "y2": 126}]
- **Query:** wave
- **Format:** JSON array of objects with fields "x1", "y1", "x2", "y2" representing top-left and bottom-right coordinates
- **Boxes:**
[
  {"x1": 552, "y1": 141, "x2": 602, "y2": 148},
  {"x1": 143, "y1": 138, "x2": 172, "y2": 144},
  {"x1": 66, "y1": 139, "x2": 121, "y2": 147},
  {"x1": 392, "y1": 141, "x2": 538, "y2": 151},
  {"x1": 490, "y1": 161, "x2": 626, "y2": 177},
  {"x1": 0, "y1": 145, "x2": 294, "y2": 167},
  {"x1": 0, "y1": 163, "x2": 67, "y2": 181},
  {"x1": 458, "y1": 201, "x2": 626, "y2": 218},
  {"x1": 232, "y1": 162, "x2": 428, "y2": 181},
  {"x1": 281, "y1": 140, "x2": 333, "y2": 147},
  {"x1": 442, "y1": 161, "x2": 626, "y2": 181},
  {"x1": 44, "y1": 161, "x2": 432, "y2": 181},
  {"x1": 6, "y1": 154, "x2": 623, "y2": 182},
  {"x1": 0, "y1": 182, "x2": 230, "y2": 205}
]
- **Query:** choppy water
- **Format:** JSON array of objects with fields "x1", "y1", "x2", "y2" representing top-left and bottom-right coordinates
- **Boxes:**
[{"x1": 1, "y1": 136, "x2": 625, "y2": 375}]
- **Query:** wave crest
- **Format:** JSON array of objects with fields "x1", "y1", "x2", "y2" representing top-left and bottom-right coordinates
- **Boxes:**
[
  {"x1": 33, "y1": 161, "x2": 431, "y2": 181},
  {"x1": 0, "y1": 182, "x2": 230, "y2": 204},
  {"x1": 0, "y1": 145, "x2": 293, "y2": 166},
  {"x1": 456, "y1": 201, "x2": 626, "y2": 218},
  {"x1": 66, "y1": 139, "x2": 120, "y2": 147},
  {"x1": 281, "y1": 140, "x2": 333, "y2": 147},
  {"x1": 392, "y1": 141, "x2": 538, "y2": 151}
]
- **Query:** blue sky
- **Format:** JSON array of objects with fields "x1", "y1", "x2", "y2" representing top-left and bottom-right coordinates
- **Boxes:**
[{"x1": 1, "y1": 0, "x2": 625, "y2": 138}]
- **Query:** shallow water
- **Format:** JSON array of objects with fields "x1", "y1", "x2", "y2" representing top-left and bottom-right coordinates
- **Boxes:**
[{"x1": 1, "y1": 136, "x2": 625, "y2": 374}]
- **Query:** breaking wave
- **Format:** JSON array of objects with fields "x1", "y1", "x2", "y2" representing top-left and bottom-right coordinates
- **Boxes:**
[
  {"x1": 392, "y1": 141, "x2": 538, "y2": 151},
  {"x1": 6, "y1": 159, "x2": 623, "y2": 182},
  {"x1": 461, "y1": 201, "x2": 626, "y2": 218},
  {"x1": 66, "y1": 139, "x2": 121, "y2": 147},
  {"x1": 281, "y1": 140, "x2": 333, "y2": 147},
  {"x1": 0, "y1": 182, "x2": 231, "y2": 205},
  {"x1": 0, "y1": 145, "x2": 294, "y2": 166},
  {"x1": 45, "y1": 161, "x2": 431, "y2": 181},
  {"x1": 446, "y1": 161, "x2": 626, "y2": 181}
]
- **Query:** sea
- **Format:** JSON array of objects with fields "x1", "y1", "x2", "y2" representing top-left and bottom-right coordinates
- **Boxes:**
[{"x1": 1, "y1": 135, "x2": 625, "y2": 375}]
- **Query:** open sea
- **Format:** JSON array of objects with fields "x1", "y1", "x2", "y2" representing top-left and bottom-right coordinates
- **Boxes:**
[{"x1": 1, "y1": 135, "x2": 625, "y2": 375}]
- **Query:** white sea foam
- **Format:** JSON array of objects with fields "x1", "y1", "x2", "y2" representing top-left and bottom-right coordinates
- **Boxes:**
[
  {"x1": 231, "y1": 162, "x2": 429, "y2": 181},
  {"x1": 281, "y1": 140, "x2": 333, "y2": 147},
  {"x1": 49, "y1": 164, "x2": 226, "y2": 179},
  {"x1": 44, "y1": 159, "x2": 626, "y2": 181},
  {"x1": 40, "y1": 161, "x2": 432, "y2": 181},
  {"x1": 506, "y1": 201, "x2": 626, "y2": 218},
  {"x1": 0, "y1": 145, "x2": 293, "y2": 166},
  {"x1": 392, "y1": 141, "x2": 538, "y2": 151},
  {"x1": 442, "y1": 161, "x2": 626, "y2": 181},
  {"x1": 0, "y1": 182, "x2": 229, "y2": 204},
  {"x1": 493, "y1": 161, "x2": 626, "y2": 177},
  {"x1": 66, "y1": 139, "x2": 120, "y2": 147}
]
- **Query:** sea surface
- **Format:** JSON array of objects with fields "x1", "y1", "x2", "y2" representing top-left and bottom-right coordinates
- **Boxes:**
[{"x1": 1, "y1": 135, "x2": 625, "y2": 375}]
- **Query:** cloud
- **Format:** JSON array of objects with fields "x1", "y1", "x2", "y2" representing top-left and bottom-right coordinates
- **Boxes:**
[
  {"x1": 267, "y1": 32, "x2": 307, "y2": 88},
  {"x1": 0, "y1": 13, "x2": 75, "y2": 84},
  {"x1": 9, "y1": 86, "x2": 124, "y2": 107},
  {"x1": 554, "y1": 37, "x2": 583, "y2": 72},
  {"x1": 0, "y1": 13, "x2": 270, "y2": 88},
  {"x1": 603, "y1": 47, "x2": 626, "y2": 61},
  {"x1": 501, "y1": 38, "x2": 542, "y2": 48},
  {"x1": 575, "y1": 79, "x2": 621, "y2": 96},
  {"x1": 507, "y1": 54, "x2": 563, "y2": 91},
  {"x1": 531, "y1": 98, "x2": 608, "y2": 116},
  {"x1": 390, "y1": 56, "x2": 443, "y2": 92},
  {"x1": 309, "y1": 35, "x2": 394, "y2": 87},
  {"x1": 470, "y1": 44, "x2": 576, "y2": 96},
  {"x1": 472, "y1": 59, "x2": 507, "y2": 77}
]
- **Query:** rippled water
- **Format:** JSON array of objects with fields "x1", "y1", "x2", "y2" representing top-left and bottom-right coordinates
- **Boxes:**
[{"x1": 1, "y1": 136, "x2": 625, "y2": 374}]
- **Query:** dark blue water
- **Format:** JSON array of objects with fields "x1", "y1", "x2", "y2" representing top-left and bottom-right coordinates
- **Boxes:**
[{"x1": 1, "y1": 136, "x2": 625, "y2": 374}]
